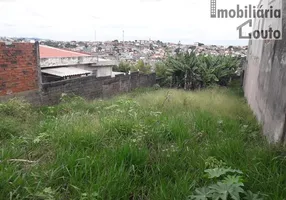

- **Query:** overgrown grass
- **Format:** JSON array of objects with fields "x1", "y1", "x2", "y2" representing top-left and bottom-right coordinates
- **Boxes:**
[{"x1": 0, "y1": 88, "x2": 286, "y2": 200}]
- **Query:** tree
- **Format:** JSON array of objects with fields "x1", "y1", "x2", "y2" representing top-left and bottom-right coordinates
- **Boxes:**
[
  {"x1": 132, "y1": 60, "x2": 151, "y2": 74},
  {"x1": 113, "y1": 61, "x2": 131, "y2": 73},
  {"x1": 97, "y1": 46, "x2": 102, "y2": 52},
  {"x1": 155, "y1": 62, "x2": 171, "y2": 87},
  {"x1": 155, "y1": 62, "x2": 167, "y2": 78},
  {"x1": 165, "y1": 52, "x2": 199, "y2": 89},
  {"x1": 174, "y1": 48, "x2": 181, "y2": 54},
  {"x1": 161, "y1": 52, "x2": 241, "y2": 90}
]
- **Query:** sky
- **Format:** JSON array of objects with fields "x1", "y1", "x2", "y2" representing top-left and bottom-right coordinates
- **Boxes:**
[{"x1": 0, "y1": 0, "x2": 258, "y2": 45}]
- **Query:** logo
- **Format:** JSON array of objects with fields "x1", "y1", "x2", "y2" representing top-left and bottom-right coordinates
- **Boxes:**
[{"x1": 210, "y1": 0, "x2": 282, "y2": 40}]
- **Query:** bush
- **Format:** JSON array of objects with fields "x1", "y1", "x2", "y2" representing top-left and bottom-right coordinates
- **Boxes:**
[
  {"x1": 0, "y1": 99, "x2": 35, "y2": 140},
  {"x1": 189, "y1": 158, "x2": 264, "y2": 200},
  {"x1": 131, "y1": 60, "x2": 152, "y2": 74},
  {"x1": 160, "y1": 52, "x2": 241, "y2": 90},
  {"x1": 0, "y1": 98, "x2": 31, "y2": 118},
  {"x1": 0, "y1": 118, "x2": 23, "y2": 139},
  {"x1": 113, "y1": 61, "x2": 131, "y2": 73}
]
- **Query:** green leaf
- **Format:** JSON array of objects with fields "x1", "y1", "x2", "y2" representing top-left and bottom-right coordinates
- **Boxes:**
[
  {"x1": 209, "y1": 182, "x2": 244, "y2": 200},
  {"x1": 92, "y1": 192, "x2": 99, "y2": 197},
  {"x1": 189, "y1": 187, "x2": 211, "y2": 200},
  {"x1": 243, "y1": 191, "x2": 264, "y2": 200},
  {"x1": 204, "y1": 168, "x2": 243, "y2": 179},
  {"x1": 33, "y1": 137, "x2": 41, "y2": 144},
  {"x1": 43, "y1": 187, "x2": 54, "y2": 194},
  {"x1": 223, "y1": 175, "x2": 244, "y2": 186}
]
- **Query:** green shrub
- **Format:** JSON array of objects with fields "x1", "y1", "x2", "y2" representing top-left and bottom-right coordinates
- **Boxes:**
[
  {"x1": 0, "y1": 118, "x2": 22, "y2": 139},
  {"x1": 0, "y1": 98, "x2": 31, "y2": 118},
  {"x1": 131, "y1": 60, "x2": 152, "y2": 74},
  {"x1": 113, "y1": 61, "x2": 131, "y2": 73},
  {"x1": 189, "y1": 161, "x2": 264, "y2": 200},
  {"x1": 159, "y1": 52, "x2": 241, "y2": 89}
]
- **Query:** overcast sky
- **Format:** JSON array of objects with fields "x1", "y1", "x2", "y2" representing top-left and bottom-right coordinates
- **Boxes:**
[{"x1": 0, "y1": 0, "x2": 258, "y2": 45}]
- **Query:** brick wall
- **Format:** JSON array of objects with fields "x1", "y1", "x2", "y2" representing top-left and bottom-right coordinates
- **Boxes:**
[
  {"x1": 41, "y1": 73, "x2": 156, "y2": 105},
  {"x1": 0, "y1": 41, "x2": 156, "y2": 105},
  {"x1": 0, "y1": 42, "x2": 40, "y2": 96}
]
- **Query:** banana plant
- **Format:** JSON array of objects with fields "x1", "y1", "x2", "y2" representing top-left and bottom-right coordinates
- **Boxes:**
[
  {"x1": 160, "y1": 52, "x2": 241, "y2": 89},
  {"x1": 165, "y1": 51, "x2": 199, "y2": 90}
]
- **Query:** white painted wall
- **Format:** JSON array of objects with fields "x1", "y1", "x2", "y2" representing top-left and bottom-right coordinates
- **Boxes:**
[
  {"x1": 40, "y1": 56, "x2": 99, "y2": 68},
  {"x1": 97, "y1": 66, "x2": 113, "y2": 77},
  {"x1": 75, "y1": 64, "x2": 113, "y2": 77},
  {"x1": 40, "y1": 56, "x2": 116, "y2": 78}
]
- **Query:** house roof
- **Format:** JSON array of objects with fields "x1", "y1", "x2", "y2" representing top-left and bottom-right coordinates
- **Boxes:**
[
  {"x1": 41, "y1": 67, "x2": 91, "y2": 77},
  {"x1": 40, "y1": 45, "x2": 91, "y2": 58}
]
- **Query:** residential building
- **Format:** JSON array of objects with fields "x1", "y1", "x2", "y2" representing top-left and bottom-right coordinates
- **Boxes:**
[{"x1": 39, "y1": 45, "x2": 116, "y2": 82}]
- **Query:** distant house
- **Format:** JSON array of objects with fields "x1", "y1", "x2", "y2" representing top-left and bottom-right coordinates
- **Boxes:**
[
  {"x1": 40, "y1": 45, "x2": 116, "y2": 82},
  {"x1": 194, "y1": 42, "x2": 204, "y2": 47}
]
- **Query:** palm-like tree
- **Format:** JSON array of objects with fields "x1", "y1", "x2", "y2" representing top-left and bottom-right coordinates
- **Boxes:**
[
  {"x1": 160, "y1": 52, "x2": 240, "y2": 90},
  {"x1": 165, "y1": 51, "x2": 199, "y2": 90}
]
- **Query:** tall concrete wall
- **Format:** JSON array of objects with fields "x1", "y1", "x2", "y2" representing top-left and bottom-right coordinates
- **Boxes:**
[{"x1": 244, "y1": 0, "x2": 286, "y2": 143}]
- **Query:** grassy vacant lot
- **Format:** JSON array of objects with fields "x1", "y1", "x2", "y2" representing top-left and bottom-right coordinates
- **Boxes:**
[{"x1": 0, "y1": 87, "x2": 286, "y2": 200}]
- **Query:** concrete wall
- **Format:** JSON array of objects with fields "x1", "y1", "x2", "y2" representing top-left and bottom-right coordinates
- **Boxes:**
[
  {"x1": 40, "y1": 56, "x2": 99, "y2": 68},
  {"x1": 41, "y1": 57, "x2": 116, "y2": 77},
  {"x1": 244, "y1": 0, "x2": 286, "y2": 143},
  {"x1": 97, "y1": 59, "x2": 117, "y2": 66},
  {"x1": 40, "y1": 57, "x2": 117, "y2": 68},
  {"x1": 41, "y1": 72, "x2": 156, "y2": 105},
  {"x1": 96, "y1": 66, "x2": 113, "y2": 77},
  {"x1": 76, "y1": 64, "x2": 113, "y2": 77},
  {"x1": 0, "y1": 72, "x2": 156, "y2": 106},
  {"x1": 0, "y1": 42, "x2": 41, "y2": 96}
]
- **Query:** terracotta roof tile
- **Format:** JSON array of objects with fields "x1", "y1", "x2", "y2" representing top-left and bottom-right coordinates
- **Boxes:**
[{"x1": 40, "y1": 45, "x2": 91, "y2": 58}]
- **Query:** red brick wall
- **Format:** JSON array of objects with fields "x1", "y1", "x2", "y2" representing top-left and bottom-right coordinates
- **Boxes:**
[{"x1": 0, "y1": 42, "x2": 40, "y2": 96}]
